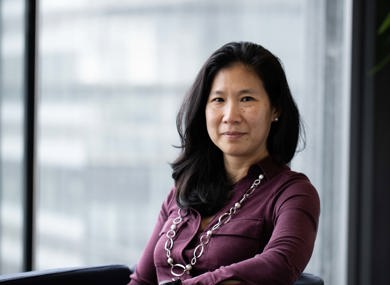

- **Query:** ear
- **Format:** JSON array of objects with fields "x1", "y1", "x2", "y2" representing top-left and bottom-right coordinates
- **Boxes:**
[{"x1": 272, "y1": 107, "x2": 281, "y2": 122}]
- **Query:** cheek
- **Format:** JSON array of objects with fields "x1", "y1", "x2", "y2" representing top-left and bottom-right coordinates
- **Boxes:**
[
  {"x1": 249, "y1": 113, "x2": 273, "y2": 133},
  {"x1": 205, "y1": 109, "x2": 220, "y2": 141},
  {"x1": 205, "y1": 108, "x2": 217, "y2": 127}
]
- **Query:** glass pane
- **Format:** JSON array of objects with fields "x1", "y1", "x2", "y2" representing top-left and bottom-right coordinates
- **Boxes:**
[
  {"x1": 0, "y1": 0, "x2": 25, "y2": 274},
  {"x1": 37, "y1": 1, "x2": 350, "y2": 284}
]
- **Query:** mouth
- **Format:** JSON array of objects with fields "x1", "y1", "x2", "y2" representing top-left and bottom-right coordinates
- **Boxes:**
[{"x1": 222, "y1": 131, "x2": 246, "y2": 138}]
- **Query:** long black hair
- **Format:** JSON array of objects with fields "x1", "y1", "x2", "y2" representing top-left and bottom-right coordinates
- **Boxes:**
[{"x1": 171, "y1": 41, "x2": 302, "y2": 216}]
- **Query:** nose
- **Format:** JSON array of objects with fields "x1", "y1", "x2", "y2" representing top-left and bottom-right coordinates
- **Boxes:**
[{"x1": 223, "y1": 101, "x2": 242, "y2": 124}]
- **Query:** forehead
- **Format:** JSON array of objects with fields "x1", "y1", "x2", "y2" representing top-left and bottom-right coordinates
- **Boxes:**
[{"x1": 210, "y1": 63, "x2": 263, "y2": 89}]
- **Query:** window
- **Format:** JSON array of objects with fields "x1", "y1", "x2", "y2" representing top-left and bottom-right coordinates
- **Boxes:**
[
  {"x1": 1, "y1": 1, "x2": 352, "y2": 284},
  {"x1": 0, "y1": 0, "x2": 25, "y2": 273}
]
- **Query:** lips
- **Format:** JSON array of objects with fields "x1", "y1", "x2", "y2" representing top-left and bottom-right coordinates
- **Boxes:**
[{"x1": 222, "y1": 131, "x2": 246, "y2": 138}]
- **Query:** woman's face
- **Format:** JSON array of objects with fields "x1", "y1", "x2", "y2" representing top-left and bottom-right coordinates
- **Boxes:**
[{"x1": 205, "y1": 62, "x2": 278, "y2": 164}]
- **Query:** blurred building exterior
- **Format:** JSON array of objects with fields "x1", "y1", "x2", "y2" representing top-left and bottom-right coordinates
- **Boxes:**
[{"x1": 0, "y1": 1, "x2": 351, "y2": 285}]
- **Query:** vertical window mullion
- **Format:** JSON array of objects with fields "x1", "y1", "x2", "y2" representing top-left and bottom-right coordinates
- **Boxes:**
[{"x1": 23, "y1": 0, "x2": 37, "y2": 272}]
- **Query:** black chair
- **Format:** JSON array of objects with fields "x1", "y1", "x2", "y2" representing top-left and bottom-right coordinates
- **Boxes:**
[
  {"x1": 0, "y1": 264, "x2": 131, "y2": 285},
  {"x1": 0, "y1": 264, "x2": 323, "y2": 285},
  {"x1": 295, "y1": 273, "x2": 324, "y2": 285}
]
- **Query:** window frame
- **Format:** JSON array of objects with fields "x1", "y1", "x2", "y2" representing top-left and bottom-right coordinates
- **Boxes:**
[{"x1": 22, "y1": 0, "x2": 37, "y2": 271}]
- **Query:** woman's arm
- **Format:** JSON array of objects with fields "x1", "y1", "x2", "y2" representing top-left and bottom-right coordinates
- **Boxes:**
[{"x1": 181, "y1": 182, "x2": 320, "y2": 285}]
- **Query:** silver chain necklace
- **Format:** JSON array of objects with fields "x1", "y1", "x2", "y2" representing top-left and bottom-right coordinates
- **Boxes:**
[{"x1": 164, "y1": 173, "x2": 264, "y2": 278}]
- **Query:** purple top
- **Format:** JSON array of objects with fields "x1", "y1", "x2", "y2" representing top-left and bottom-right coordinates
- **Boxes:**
[{"x1": 129, "y1": 157, "x2": 320, "y2": 285}]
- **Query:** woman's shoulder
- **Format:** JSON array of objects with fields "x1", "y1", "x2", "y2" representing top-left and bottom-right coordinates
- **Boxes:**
[
  {"x1": 270, "y1": 168, "x2": 320, "y2": 213},
  {"x1": 258, "y1": 163, "x2": 320, "y2": 210},
  {"x1": 249, "y1": 157, "x2": 316, "y2": 201},
  {"x1": 273, "y1": 167, "x2": 318, "y2": 194},
  {"x1": 280, "y1": 167, "x2": 313, "y2": 183}
]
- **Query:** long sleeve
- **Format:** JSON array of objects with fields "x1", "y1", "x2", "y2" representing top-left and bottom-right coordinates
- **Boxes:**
[{"x1": 129, "y1": 158, "x2": 320, "y2": 285}]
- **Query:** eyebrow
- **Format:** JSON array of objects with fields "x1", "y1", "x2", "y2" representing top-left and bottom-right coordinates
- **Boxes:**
[
  {"x1": 210, "y1": 88, "x2": 258, "y2": 95},
  {"x1": 238, "y1": 88, "x2": 257, "y2": 95}
]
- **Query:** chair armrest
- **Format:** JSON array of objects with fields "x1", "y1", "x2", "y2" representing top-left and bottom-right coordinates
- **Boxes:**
[
  {"x1": 294, "y1": 272, "x2": 324, "y2": 285},
  {"x1": 0, "y1": 264, "x2": 131, "y2": 285}
]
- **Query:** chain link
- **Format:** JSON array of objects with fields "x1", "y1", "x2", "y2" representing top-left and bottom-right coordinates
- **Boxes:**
[{"x1": 165, "y1": 174, "x2": 264, "y2": 277}]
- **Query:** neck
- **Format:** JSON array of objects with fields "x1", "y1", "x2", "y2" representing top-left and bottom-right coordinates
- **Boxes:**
[{"x1": 224, "y1": 153, "x2": 268, "y2": 183}]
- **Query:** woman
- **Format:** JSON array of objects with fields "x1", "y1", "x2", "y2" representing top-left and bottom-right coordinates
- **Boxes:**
[{"x1": 129, "y1": 42, "x2": 320, "y2": 285}]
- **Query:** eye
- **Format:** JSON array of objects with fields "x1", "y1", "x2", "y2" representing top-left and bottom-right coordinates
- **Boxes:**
[
  {"x1": 241, "y1": 96, "x2": 255, "y2": 102},
  {"x1": 210, "y1": 97, "x2": 224, "y2": 103}
]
